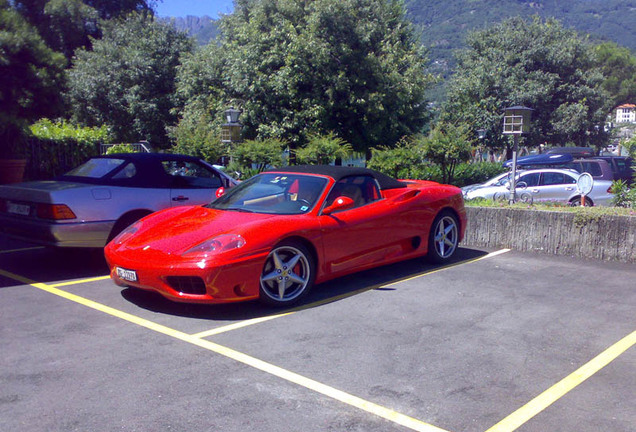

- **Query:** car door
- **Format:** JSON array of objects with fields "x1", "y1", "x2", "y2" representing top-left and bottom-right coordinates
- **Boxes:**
[
  {"x1": 163, "y1": 160, "x2": 223, "y2": 206},
  {"x1": 530, "y1": 171, "x2": 577, "y2": 203},
  {"x1": 318, "y1": 175, "x2": 416, "y2": 277}
]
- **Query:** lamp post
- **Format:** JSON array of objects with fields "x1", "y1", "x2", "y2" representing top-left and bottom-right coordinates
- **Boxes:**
[
  {"x1": 221, "y1": 107, "x2": 242, "y2": 165},
  {"x1": 503, "y1": 106, "x2": 533, "y2": 204},
  {"x1": 477, "y1": 129, "x2": 486, "y2": 162}
]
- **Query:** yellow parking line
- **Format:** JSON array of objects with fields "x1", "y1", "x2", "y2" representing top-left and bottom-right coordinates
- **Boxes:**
[
  {"x1": 52, "y1": 276, "x2": 111, "y2": 287},
  {"x1": 192, "y1": 249, "x2": 512, "y2": 337},
  {"x1": 0, "y1": 246, "x2": 45, "y2": 254},
  {"x1": 0, "y1": 267, "x2": 450, "y2": 432},
  {"x1": 485, "y1": 330, "x2": 636, "y2": 432}
]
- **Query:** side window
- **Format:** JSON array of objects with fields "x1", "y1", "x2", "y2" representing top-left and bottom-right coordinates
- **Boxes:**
[
  {"x1": 541, "y1": 173, "x2": 575, "y2": 186},
  {"x1": 581, "y1": 162, "x2": 601, "y2": 176},
  {"x1": 519, "y1": 173, "x2": 540, "y2": 187},
  {"x1": 112, "y1": 162, "x2": 137, "y2": 179},
  {"x1": 163, "y1": 161, "x2": 222, "y2": 189},
  {"x1": 325, "y1": 175, "x2": 381, "y2": 209}
]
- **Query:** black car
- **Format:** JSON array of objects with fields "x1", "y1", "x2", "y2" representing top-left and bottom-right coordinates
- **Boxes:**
[{"x1": 594, "y1": 156, "x2": 634, "y2": 184}]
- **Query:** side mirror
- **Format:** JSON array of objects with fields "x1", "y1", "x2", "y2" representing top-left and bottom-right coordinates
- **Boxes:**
[
  {"x1": 215, "y1": 187, "x2": 225, "y2": 198},
  {"x1": 322, "y1": 196, "x2": 354, "y2": 215}
]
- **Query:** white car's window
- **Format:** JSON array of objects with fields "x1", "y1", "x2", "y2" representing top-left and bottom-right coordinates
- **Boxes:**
[
  {"x1": 162, "y1": 161, "x2": 222, "y2": 188},
  {"x1": 541, "y1": 172, "x2": 576, "y2": 186}
]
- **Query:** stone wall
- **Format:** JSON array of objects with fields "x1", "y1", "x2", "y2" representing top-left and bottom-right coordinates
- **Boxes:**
[{"x1": 463, "y1": 207, "x2": 636, "y2": 263}]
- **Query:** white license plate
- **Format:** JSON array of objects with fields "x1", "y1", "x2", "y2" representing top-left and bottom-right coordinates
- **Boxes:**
[
  {"x1": 7, "y1": 202, "x2": 31, "y2": 216},
  {"x1": 116, "y1": 267, "x2": 138, "y2": 282}
]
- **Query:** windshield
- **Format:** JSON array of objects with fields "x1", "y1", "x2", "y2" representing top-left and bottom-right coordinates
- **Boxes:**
[
  {"x1": 207, "y1": 173, "x2": 328, "y2": 215},
  {"x1": 64, "y1": 158, "x2": 126, "y2": 178}
]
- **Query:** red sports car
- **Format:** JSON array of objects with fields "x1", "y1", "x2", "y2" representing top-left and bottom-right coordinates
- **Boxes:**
[{"x1": 105, "y1": 165, "x2": 466, "y2": 306}]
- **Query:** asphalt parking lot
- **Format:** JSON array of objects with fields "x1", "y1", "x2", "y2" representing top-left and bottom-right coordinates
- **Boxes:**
[{"x1": 1, "y1": 235, "x2": 634, "y2": 432}]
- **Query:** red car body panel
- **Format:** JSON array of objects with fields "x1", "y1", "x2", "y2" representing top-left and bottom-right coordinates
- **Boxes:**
[{"x1": 105, "y1": 169, "x2": 466, "y2": 304}]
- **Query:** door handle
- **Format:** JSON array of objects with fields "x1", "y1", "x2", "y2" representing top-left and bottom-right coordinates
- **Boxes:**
[{"x1": 172, "y1": 196, "x2": 189, "y2": 202}]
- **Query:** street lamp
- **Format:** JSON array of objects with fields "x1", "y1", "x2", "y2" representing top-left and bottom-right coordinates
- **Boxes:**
[
  {"x1": 503, "y1": 106, "x2": 533, "y2": 204},
  {"x1": 221, "y1": 107, "x2": 242, "y2": 144},
  {"x1": 476, "y1": 129, "x2": 486, "y2": 162}
]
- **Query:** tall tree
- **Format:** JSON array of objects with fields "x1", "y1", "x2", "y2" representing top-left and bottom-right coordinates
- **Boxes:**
[
  {"x1": 593, "y1": 42, "x2": 636, "y2": 110},
  {"x1": 66, "y1": 13, "x2": 193, "y2": 148},
  {"x1": 195, "y1": 0, "x2": 435, "y2": 155},
  {"x1": 443, "y1": 17, "x2": 610, "y2": 155},
  {"x1": 0, "y1": 0, "x2": 65, "y2": 157}
]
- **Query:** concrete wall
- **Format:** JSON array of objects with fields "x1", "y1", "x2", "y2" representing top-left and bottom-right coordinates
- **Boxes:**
[{"x1": 463, "y1": 207, "x2": 636, "y2": 263}]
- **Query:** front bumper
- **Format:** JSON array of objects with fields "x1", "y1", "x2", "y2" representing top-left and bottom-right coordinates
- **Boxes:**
[{"x1": 106, "y1": 249, "x2": 267, "y2": 304}]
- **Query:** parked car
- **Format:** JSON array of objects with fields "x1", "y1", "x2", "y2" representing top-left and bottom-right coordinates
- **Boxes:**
[
  {"x1": 0, "y1": 153, "x2": 237, "y2": 248},
  {"x1": 564, "y1": 158, "x2": 614, "y2": 182},
  {"x1": 105, "y1": 165, "x2": 467, "y2": 306},
  {"x1": 593, "y1": 156, "x2": 634, "y2": 185},
  {"x1": 463, "y1": 168, "x2": 614, "y2": 206}
]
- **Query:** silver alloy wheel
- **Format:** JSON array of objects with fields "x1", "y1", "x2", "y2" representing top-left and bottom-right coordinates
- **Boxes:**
[
  {"x1": 260, "y1": 245, "x2": 311, "y2": 304},
  {"x1": 433, "y1": 214, "x2": 458, "y2": 259}
]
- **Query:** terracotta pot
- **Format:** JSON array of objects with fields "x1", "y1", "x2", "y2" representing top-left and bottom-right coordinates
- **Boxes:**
[{"x1": 0, "y1": 159, "x2": 27, "y2": 184}]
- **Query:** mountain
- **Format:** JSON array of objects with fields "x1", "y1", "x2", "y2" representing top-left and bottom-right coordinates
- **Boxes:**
[{"x1": 160, "y1": 16, "x2": 219, "y2": 45}]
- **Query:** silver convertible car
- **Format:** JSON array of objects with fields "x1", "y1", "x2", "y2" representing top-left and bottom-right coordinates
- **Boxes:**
[
  {"x1": 0, "y1": 153, "x2": 237, "y2": 248},
  {"x1": 462, "y1": 168, "x2": 615, "y2": 206}
]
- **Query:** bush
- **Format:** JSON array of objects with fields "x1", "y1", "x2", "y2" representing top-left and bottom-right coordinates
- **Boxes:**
[
  {"x1": 26, "y1": 119, "x2": 111, "y2": 179},
  {"x1": 610, "y1": 180, "x2": 636, "y2": 208}
]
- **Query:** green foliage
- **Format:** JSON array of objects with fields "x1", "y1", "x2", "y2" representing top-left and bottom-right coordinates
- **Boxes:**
[
  {"x1": 443, "y1": 17, "x2": 610, "y2": 153},
  {"x1": 452, "y1": 162, "x2": 507, "y2": 188},
  {"x1": 419, "y1": 122, "x2": 473, "y2": 184},
  {"x1": 27, "y1": 119, "x2": 108, "y2": 179},
  {"x1": 0, "y1": 0, "x2": 66, "y2": 157},
  {"x1": 230, "y1": 138, "x2": 287, "y2": 173},
  {"x1": 610, "y1": 180, "x2": 636, "y2": 209},
  {"x1": 594, "y1": 42, "x2": 636, "y2": 109},
  {"x1": 30, "y1": 118, "x2": 110, "y2": 145},
  {"x1": 295, "y1": 133, "x2": 353, "y2": 165},
  {"x1": 367, "y1": 137, "x2": 425, "y2": 179},
  {"x1": 66, "y1": 13, "x2": 194, "y2": 149},
  {"x1": 105, "y1": 144, "x2": 137, "y2": 154},
  {"x1": 203, "y1": 0, "x2": 435, "y2": 153}
]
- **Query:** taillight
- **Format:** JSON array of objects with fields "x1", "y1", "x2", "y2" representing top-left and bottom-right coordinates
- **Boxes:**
[
  {"x1": 607, "y1": 186, "x2": 613, "y2": 193},
  {"x1": 37, "y1": 204, "x2": 77, "y2": 220}
]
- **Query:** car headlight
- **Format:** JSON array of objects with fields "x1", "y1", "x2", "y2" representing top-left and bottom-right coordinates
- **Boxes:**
[
  {"x1": 184, "y1": 234, "x2": 246, "y2": 256},
  {"x1": 110, "y1": 222, "x2": 141, "y2": 245}
]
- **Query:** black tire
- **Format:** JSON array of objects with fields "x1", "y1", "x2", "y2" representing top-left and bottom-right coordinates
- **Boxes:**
[
  {"x1": 259, "y1": 241, "x2": 315, "y2": 307},
  {"x1": 427, "y1": 210, "x2": 460, "y2": 264},
  {"x1": 107, "y1": 212, "x2": 150, "y2": 243},
  {"x1": 569, "y1": 196, "x2": 593, "y2": 207}
]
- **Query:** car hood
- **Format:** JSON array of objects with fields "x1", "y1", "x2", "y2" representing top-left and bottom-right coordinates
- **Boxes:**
[{"x1": 108, "y1": 205, "x2": 290, "y2": 257}]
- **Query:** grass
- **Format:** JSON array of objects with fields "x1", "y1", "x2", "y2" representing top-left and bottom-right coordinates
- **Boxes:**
[{"x1": 464, "y1": 198, "x2": 636, "y2": 217}]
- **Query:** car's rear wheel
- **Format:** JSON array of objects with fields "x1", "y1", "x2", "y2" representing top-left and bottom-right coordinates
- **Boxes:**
[
  {"x1": 259, "y1": 241, "x2": 314, "y2": 307},
  {"x1": 427, "y1": 210, "x2": 459, "y2": 264},
  {"x1": 569, "y1": 196, "x2": 593, "y2": 207}
]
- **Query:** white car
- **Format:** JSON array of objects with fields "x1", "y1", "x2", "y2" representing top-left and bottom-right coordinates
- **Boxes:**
[{"x1": 463, "y1": 168, "x2": 614, "y2": 206}]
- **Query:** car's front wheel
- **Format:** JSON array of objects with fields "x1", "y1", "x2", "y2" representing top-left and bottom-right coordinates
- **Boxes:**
[
  {"x1": 427, "y1": 210, "x2": 459, "y2": 264},
  {"x1": 259, "y1": 241, "x2": 315, "y2": 307}
]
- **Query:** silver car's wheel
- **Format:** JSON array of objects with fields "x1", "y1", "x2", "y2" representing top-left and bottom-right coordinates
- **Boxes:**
[
  {"x1": 259, "y1": 242, "x2": 314, "y2": 306},
  {"x1": 427, "y1": 211, "x2": 459, "y2": 264}
]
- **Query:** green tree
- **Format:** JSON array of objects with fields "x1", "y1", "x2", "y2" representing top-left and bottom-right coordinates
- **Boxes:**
[
  {"x1": 443, "y1": 17, "x2": 610, "y2": 156},
  {"x1": 230, "y1": 138, "x2": 287, "y2": 173},
  {"x1": 419, "y1": 122, "x2": 473, "y2": 185},
  {"x1": 593, "y1": 42, "x2": 636, "y2": 109},
  {"x1": 0, "y1": 0, "x2": 66, "y2": 157},
  {"x1": 190, "y1": 0, "x2": 434, "y2": 155},
  {"x1": 295, "y1": 133, "x2": 353, "y2": 165},
  {"x1": 66, "y1": 13, "x2": 194, "y2": 148},
  {"x1": 367, "y1": 137, "x2": 425, "y2": 179}
]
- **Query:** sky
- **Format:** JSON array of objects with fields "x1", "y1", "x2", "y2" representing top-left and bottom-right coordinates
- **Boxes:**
[{"x1": 155, "y1": 0, "x2": 235, "y2": 19}]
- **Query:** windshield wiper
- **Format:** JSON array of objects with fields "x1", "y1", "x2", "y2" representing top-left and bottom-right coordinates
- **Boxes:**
[{"x1": 225, "y1": 207, "x2": 255, "y2": 213}]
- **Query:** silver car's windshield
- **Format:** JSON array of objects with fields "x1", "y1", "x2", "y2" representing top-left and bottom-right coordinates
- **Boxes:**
[
  {"x1": 64, "y1": 158, "x2": 126, "y2": 178},
  {"x1": 207, "y1": 173, "x2": 328, "y2": 215}
]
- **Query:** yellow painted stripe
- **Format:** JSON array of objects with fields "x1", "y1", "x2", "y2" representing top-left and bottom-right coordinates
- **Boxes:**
[
  {"x1": 0, "y1": 267, "x2": 450, "y2": 432},
  {"x1": 51, "y1": 275, "x2": 111, "y2": 287},
  {"x1": 192, "y1": 249, "x2": 511, "y2": 337},
  {"x1": 383, "y1": 249, "x2": 510, "y2": 288},
  {"x1": 0, "y1": 246, "x2": 45, "y2": 254},
  {"x1": 191, "y1": 313, "x2": 294, "y2": 338},
  {"x1": 485, "y1": 330, "x2": 636, "y2": 432}
]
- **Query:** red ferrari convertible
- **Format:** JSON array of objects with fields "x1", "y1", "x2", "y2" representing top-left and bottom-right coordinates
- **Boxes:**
[{"x1": 105, "y1": 165, "x2": 466, "y2": 306}]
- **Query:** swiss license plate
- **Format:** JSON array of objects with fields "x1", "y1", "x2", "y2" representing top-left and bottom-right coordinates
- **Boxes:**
[
  {"x1": 116, "y1": 267, "x2": 138, "y2": 282},
  {"x1": 7, "y1": 202, "x2": 31, "y2": 216}
]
